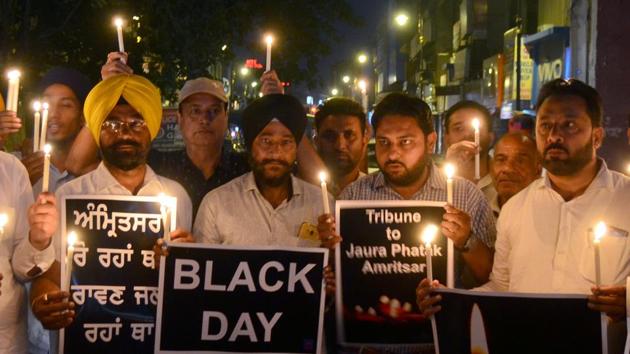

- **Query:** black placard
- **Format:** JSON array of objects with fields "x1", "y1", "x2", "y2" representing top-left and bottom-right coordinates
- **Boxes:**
[
  {"x1": 155, "y1": 243, "x2": 328, "y2": 354},
  {"x1": 335, "y1": 200, "x2": 447, "y2": 347},
  {"x1": 60, "y1": 195, "x2": 174, "y2": 354}
]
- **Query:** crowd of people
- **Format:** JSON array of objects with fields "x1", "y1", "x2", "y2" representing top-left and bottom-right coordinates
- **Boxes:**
[{"x1": 0, "y1": 50, "x2": 628, "y2": 354}]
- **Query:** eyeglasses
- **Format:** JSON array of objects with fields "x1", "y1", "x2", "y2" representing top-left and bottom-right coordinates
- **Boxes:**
[{"x1": 101, "y1": 119, "x2": 147, "y2": 134}]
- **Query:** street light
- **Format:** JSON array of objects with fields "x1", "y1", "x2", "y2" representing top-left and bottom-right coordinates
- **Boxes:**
[
  {"x1": 240, "y1": 67, "x2": 249, "y2": 76},
  {"x1": 331, "y1": 88, "x2": 339, "y2": 96},
  {"x1": 357, "y1": 53, "x2": 368, "y2": 64},
  {"x1": 394, "y1": 13, "x2": 409, "y2": 27},
  {"x1": 342, "y1": 75, "x2": 350, "y2": 84}
]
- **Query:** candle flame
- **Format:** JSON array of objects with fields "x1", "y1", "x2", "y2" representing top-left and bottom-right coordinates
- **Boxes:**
[
  {"x1": 67, "y1": 231, "x2": 77, "y2": 248},
  {"x1": 33, "y1": 100, "x2": 41, "y2": 111},
  {"x1": 421, "y1": 224, "x2": 439, "y2": 246},
  {"x1": 7, "y1": 69, "x2": 21, "y2": 80},
  {"x1": 471, "y1": 118, "x2": 480, "y2": 130},
  {"x1": 264, "y1": 34, "x2": 274, "y2": 45},
  {"x1": 158, "y1": 193, "x2": 175, "y2": 209},
  {"x1": 594, "y1": 221, "x2": 607, "y2": 243},
  {"x1": 318, "y1": 171, "x2": 328, "y2": 184},
  {"x1": 114, "y1": 17, "x2": 124, "y2": 27},
  {"x1": 445, "y1": 163, "x2": 456, "y2": 179},
  {"x1": 0, "y1": 213, "x2": 8, "y2": 229},
  {"x1": 43, "y1": 144, "x2": 52, "y2": 154}
]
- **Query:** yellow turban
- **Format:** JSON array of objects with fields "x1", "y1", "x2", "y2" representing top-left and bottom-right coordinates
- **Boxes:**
[
  {"x1": 83, "y1": 75, "x2": 162, "y2": 145},
  {"x1": 0, "y1": 93, "x2": 4, "y2": 111}
]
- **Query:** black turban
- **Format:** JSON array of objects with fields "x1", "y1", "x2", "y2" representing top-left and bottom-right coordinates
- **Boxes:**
[
  {"x1": 37, "y1": 67, "x2": 93, "y2": 105},
  {"x1": 242, "y1": 94, "x2": 306, "y2": 151}
]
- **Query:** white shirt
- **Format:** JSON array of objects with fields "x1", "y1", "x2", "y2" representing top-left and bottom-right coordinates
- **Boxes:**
[
  {"x1": 194, "y1": 172, "x2": 332, "y2": 247},
  {"x1": 53, "y1": 162, "x2": 192, "y2": 260},
  {"x1": 0, "y1": 152, "x2": 55, "y2": 354},
  {"x1": 481, "y1": 160, "x2": 630, "y2": 294}
]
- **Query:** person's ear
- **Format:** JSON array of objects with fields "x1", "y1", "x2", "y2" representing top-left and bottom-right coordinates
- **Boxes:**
[
  {"x1": 427, "y1": 131, "x2": 437, "y2": 153},
  {"x1": 592, "y1": 126, "x2": 605, "y2": 149}
]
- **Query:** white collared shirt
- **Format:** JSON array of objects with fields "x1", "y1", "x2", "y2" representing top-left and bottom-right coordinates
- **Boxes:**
[
  {"x1": 53, "y1": 162, "x2": 192, "y2": 261},
  {"x1": 481, "y1": 160, "x2": 630, "y2": 294},
  {"x1": 194, "y1": 172, "x2": 333, "y2": 247},
  {"x1": 0, "y1": 152, "x2": 55, "y2": 353}
]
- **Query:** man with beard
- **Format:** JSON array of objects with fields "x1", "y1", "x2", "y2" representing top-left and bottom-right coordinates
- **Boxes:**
[
  {"x1": 193, "y1": 93, "x2": 334, "y2": 247},
  {"x1": 488, "y1": 132, "x2": 541, "y2": 216},
  {"x1": 339, "y1": 93, "x2": 496, "y2": 286},
  {"x1": 28, "y1": 75, "x2": 192, "y2": 347},
  {"x1": 314, "y1": 97, "x2": 369, "y2": 196},
  {"x1": 417, "y1": 79, "x2": 629, "y2": 350}
]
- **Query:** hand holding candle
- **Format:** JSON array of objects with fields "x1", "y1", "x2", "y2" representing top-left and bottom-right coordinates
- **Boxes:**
[
  {"x1": 42, "y1": 144, "x2": 52, "y2": 193},
  {"x1": 471, "y1": 118, "x2": 480, "y2": 180},
  {"x1": 264, "y1": 34, "x2": 274, "y2": 72},
  {"x1": 65, "y1": 232, "x2": 77, "y2": 292},
  {"x1": 593, "y1": 221, "x2": 607, "y2": 287},
  {"x1": 318, "y1": 171, "x2": 331, "y2": 215}
]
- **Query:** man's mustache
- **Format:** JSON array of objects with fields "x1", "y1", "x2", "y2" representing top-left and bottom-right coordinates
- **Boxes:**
[
  {"x1": 111, "y1": 140, "x2": 141, "y2": 149},
  {"x1": 544, "y1": 143, "x2": 568, "y2": 155},
  {"x1": 261, "y1": 159, "x2": 291, "y2": 167},
  {"x1": 384, "y1": 160, "x2": 406, "y2": 167}
]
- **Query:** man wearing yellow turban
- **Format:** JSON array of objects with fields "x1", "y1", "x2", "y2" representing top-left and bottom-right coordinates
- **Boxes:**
[{"x1": 29, "y1": 75, "x2": 193, "y2": 339}]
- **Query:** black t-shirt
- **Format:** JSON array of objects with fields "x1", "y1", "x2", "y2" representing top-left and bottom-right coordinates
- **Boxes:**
[{"x1": 148, "y1": 144, "x2": 250, "y2": 221}]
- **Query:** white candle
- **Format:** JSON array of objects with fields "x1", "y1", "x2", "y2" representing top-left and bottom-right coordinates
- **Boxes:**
[
  {"x1": 42, "y1": 144, "x2": 52, "y2": 193},
  {"x1": 264, "y1": 34, "x2": 273, "y2": 72},
  {"x1": 318, "y1": 171, "x2": 331, "y2": 215},
  {"x1": 444, "y1": 163, "x2": 455, "y2": 288},
  {"x1": 421, "y1": 224, "x2": 439, "y2": 282},
  {"x1": 65, "y1": 232, "x2": 77, "y2": 293},
  {"x1": 6, "y1": 69, "x2": 21, "y2": 112},
  {"x1": 0, "y1": 213, "x2": 7, "y2": 237},
  {"x1": 39, "y1": 102, "x2": 49, "y2": 151},
  {"x1": 159, "y1": 193, "x2": 175, "y2": 242},
  {"x1": 472, "y1": 118, "x2": 480, "y2": 180},
  {"x1": 32, "y1": 101, "x2": 41, "y2": 152},
  {"x1": 593, "y1": 221, "x2": 607, "y2": 287},
  {"x1": 114, "y1": 17, "x2": 125, "y2": 53}
]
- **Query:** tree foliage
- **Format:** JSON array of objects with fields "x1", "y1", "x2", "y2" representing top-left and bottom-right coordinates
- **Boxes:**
[{"x1": 0, "y1": 0, "x2": 357, "y2": 101}]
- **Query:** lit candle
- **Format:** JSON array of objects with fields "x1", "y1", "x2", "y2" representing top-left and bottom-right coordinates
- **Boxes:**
[
  {"x1": 421, "y1": 224, "x2": 439, "y2": 282},
  {"x1": 472, "y1": 118, "x2": 480, "y2": 180},
  {"x1": 159, "y1": 193, "x2": 176, "y2": 242},
  {"x1": 39, "y1": 102, "x2": 49, "y2": 151},
  {"x1": 42, "y1": 144, "x2": 52, "y2": 193},
  {"x1": 593, "y1": 221, "x2": 607, "y2": 287},
  {"x1": 65, "y1": 232, "x2": 77, "y2": 292},
  {"x1": 0, "y1": 213, "x2": 7, "y2": 237},
  {"x1": 264, "y1": 34, "x2": 273, "y2": 72},
  {"x1": 6, "y1": 69, "x2": 21, "y2": 112},
  {"x1": 444, "y1": 163, "x2": 455, "y2": 288},
  {"x1": 32, "y1": 101, "x2": 41, "y2": 152},
  {"x1": 114, "y1": 17, "x2": 125, "y2": 54},
  {"x1": 318, "y1": 171, "x2": 331, "y2": 215}
]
